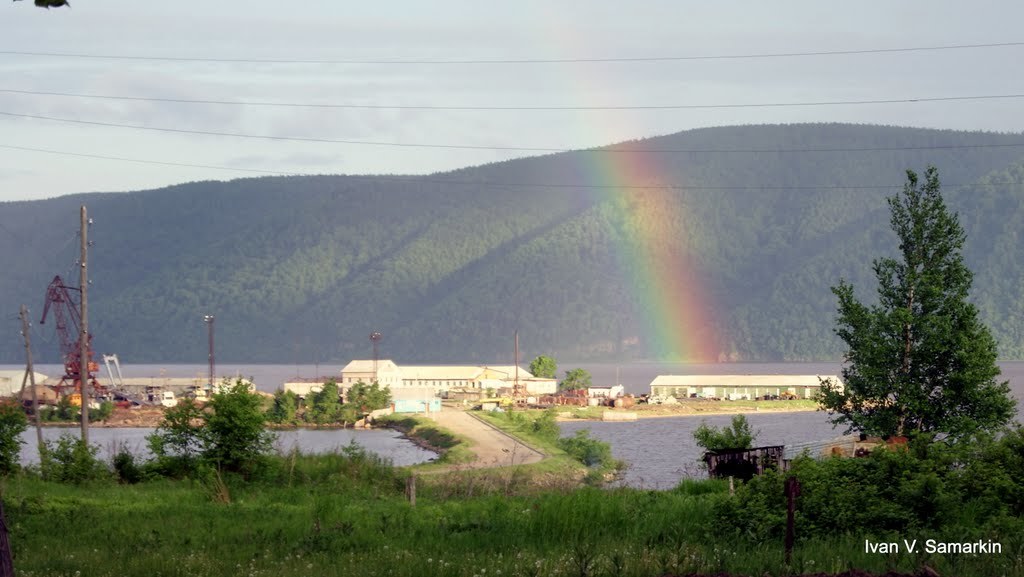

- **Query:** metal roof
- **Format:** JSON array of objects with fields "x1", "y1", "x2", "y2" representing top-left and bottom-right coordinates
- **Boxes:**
[
  {"x1": 649, "y1": 374, "x2": 842, "y2": 388},
  {"x1": 341, "y1": 359, "x2": 401, "y2": 374},
  {"x1": 401, "y1": 365, "x2": 485, "y2": 380}
]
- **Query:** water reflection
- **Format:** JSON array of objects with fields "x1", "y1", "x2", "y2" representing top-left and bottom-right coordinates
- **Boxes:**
[{"x1": 560, "y1": 411, "x2": 840, "y2": 489}]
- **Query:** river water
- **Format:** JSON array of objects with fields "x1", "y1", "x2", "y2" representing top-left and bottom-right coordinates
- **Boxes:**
[{"x1": 6, "y1": 362, "x2": 1024, "y2": 488}]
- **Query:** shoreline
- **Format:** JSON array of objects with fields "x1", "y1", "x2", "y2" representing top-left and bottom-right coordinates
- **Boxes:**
[
  {"x1": 556, "y1": 403, "x2": 822, "y2": 421},
  {"x1": 32, "y1": 406, "x2": 824, "y2": 428}
]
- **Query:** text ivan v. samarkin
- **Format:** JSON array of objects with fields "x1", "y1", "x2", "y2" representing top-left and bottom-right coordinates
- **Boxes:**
[{"x1": 865, "y1": 539, "x2": 1002, "y2": 554}]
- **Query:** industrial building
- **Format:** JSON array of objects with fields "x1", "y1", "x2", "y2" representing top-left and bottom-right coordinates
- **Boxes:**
[
  {"x1": 649, "y1": 374, "x2": 841, "y2": 400},
  {"x1": 390, "y1": 386, "x2": 442, "y2": 413},
  {"x1": 340, "y1": 359, "x2": 404, "y2": 388},
  {"x1": 334, "y1": 360, "x2": 536, "y2": 393},
  {"x1": 284, "y1": 360, "x2": 540, "y2": 413},
  {"x1": 588, "y1": 385, "x2": 625, "y2": 399},
  {"x1": 0, "y1": 370, "x2": 49, "y2": 398},
  {"x1": 401, "y1": 365, "x2": 488, "y2": 394}
]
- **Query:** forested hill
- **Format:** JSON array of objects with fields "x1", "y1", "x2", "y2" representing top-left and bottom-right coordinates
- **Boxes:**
[{"x1": 2, "y1": 123, "x2": 1024, "y2": 364}]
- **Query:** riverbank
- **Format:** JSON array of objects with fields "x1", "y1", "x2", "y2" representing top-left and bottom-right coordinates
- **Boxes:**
[
  {"x1": 33, "y1": 400, "x2": 820, "y2": 429},
  {"x1": 555, "y1": 399, "x2": 821, "y2": 421}
]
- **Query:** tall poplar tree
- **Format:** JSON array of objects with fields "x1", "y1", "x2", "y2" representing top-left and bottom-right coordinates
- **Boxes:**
[{"x1": 819, "y1": 166, "x2": 1015, "y2": 440}]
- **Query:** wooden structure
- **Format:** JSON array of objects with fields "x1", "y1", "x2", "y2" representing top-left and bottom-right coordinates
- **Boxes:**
[{"x1": 703, "y1": 445, "x2": 785, "y2": 481}]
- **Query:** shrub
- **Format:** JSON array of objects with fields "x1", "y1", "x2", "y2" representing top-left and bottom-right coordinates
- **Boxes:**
[
  {"x1": 40, "y1": 433, "x2": 108, "y2": 484},
  {"x1": 147, "y1": 398, "x2": 206, "y2": 476},
  {"x1": 531, "y1": 408, "x2": 560, "y2": 441},
  {"x1": 0, "y1": 400, "x2": 27, "y2": 476},
  {"x1": 93, "y1": 400, "x2": 114, "y2": 422},
  {"x1": 693, "y1": 415, "x2": 758, "y2": 451},
  {"x1": 557, "y1": 429, "x2": 616, "y2": 469},
  {"x1": 148, "y1": 379, "x2": 276, "y2": 477},
  {"x1": 712, "y1": 445, "x2": 958, "y2": 542},
  {"x1": 112, "y1": 447, "x2": 145, "y2": 484}
]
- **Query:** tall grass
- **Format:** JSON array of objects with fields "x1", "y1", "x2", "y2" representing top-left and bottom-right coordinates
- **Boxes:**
[
  {"x1": 4, "y1": 467, "x2": 1023, "y2": 576},
  {"x1": 5, "y1": 422, "x2": 1024, "y2": 577}
]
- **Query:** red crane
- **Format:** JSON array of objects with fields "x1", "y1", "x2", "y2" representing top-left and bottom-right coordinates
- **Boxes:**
[{"x1": 39, "y1": 275, "x2": 100, "y2": 399}]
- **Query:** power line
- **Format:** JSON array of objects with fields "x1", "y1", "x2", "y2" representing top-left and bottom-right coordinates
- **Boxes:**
[
  {"x1": 4, "y1": 109, "x2": 1024, "y2": 155},
  {"x1": 1, "y1": 41, "x2": 1022, "y2": 65},
  {"x1": 4, "y1": 89, "x2": 1024, "y2": 111},
  {"x1": 0, "y1": 144, "x2": 301, "y2": 176},
  {"x1": 3, "y1": 143, "x2": 1022, "y2": 192}
]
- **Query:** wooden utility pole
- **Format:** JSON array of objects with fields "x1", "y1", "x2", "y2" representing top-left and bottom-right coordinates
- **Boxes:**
[
  {"x1": 79, "y1": 205, "x2": 90, "y2": 444},
  {"x1": 19, "y1": 305, "x2": 44, "y2": 452},
  {"x1": 0, "y1": 495, "x2": 13, "y2": 577},
  {"x1": 204, "y1": 315, "x2": 215, "y2": 387}
]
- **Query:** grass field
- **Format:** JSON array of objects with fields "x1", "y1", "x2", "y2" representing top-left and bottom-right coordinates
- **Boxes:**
[
  {"x1": 3, "y1": 409, "x2": 1022, "y2": 577},
  {"x1": 5, "y1": 462, "x2": 1022, "y2": 577}
]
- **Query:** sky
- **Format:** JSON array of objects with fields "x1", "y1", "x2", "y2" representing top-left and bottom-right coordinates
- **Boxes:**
[{"x1": 1, "y1": 1, "x2": 1024, "y2": 201}]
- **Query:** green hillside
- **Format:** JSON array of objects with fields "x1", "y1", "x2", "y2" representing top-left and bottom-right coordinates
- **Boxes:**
[{"x1": 2, "y1": 123, "x2": 1023, "y2": 363}]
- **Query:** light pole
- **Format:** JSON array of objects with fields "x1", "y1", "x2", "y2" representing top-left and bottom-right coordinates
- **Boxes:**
[
  {"x1": 369, "y1": 332, "x2": 382, "y2": 382},
  {"x1": 204, "y1": 315, "x2": 215, "y2": 389}
]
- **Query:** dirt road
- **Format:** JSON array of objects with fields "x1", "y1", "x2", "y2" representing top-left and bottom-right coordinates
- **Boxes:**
[{"x1": 429, "y1": 409, "x2": 544, "y2": 468}]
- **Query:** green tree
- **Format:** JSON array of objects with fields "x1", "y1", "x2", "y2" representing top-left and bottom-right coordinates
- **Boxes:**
[
  {"x1": 346, "y1": 381, "x2": 392, "y2": 416},
  {"x1": 267, "y1": 389, "x2": 299, "y2": 424},
  {"x1": 693, "y1": 415, "x2": 758, "y2": 451},
  {"x1": 307, "y1": 380, "x2": 342, "y2": 425},
  {"x1": 149, "y1": 379, "x2": 275, "y2": 475},
  {"x1": 529, "y1": 354, "x2": 557, "y2": 378},
  {"x1": 203, "y1": 379, "x2": 276, "y2": 472},
  {"x1": 820, "y1": 166, "x2": 1016, "y2": 439},
  {"x1": 559, "y1": 368, "x2": 592, "y2": 392},
  {"x1": 0, "y1": 401, "x2": 27, "y2": 475},
  {"x1": 53, "y1": 395, "x2": 77, "y2": 422},
  {"x1": 147, "y1": 398, "x2": 206, "y2": 470}
]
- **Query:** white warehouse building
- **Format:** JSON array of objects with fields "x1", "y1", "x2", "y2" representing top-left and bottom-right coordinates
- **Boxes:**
[{"x1": 649, "y1": 374, "x2": 841, "y2": 401}]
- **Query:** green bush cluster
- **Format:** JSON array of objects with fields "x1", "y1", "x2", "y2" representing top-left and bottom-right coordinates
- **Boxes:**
[
  {"x1": 148, "y1": 379, "x2": 275, "y2": 477},
  {"x1": 557, "y1": 429, "x2": 618, "y2": 470},
  {"x1": 0, "y1": 401, "x2": 27, "y2": 476},
  {"x1": 693, "y1": 414, "x2": 757, "y2": 451},
  {"x1": 531, "y1": 408, "x2": 561, "y2": 441},
  {"x1": 39, "y1": 434, "x2": 109, "y2": 484},
  {"x1": 713, "y1": 428, "x2": 1024, "y2": 543},
  {"x1": 36, "y1": 399, "x2": 114, "y2": 423},
  {"x1": 266, "y1": 380, "x2": 391, "y2": 426}
]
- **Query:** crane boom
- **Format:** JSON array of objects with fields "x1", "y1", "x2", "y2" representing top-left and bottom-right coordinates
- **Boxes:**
[{"x1": 39, "y1": 275, "x2": 100, "y2": 398}]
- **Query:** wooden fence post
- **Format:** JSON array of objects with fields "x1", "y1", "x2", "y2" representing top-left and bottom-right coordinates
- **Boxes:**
[
  {"x1": 784, "y1": 476, "x2": 801, "y2": 565},
  {"x1": 406, "y1": 474, "x2": 416, "y2": 507}
]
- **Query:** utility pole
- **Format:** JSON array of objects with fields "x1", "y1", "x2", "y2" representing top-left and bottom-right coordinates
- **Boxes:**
[
  {"x1": 19, "y1": 305, "x2": 43, "y2": 452},
  {"x1": 204, "y1": 315, "x2": 215, "y2": 388},
  {"x1": 79, "y1": 205, "x2": 90, "y2": 444},
  {"x1": 514, "y1": 330, "x2": 520, "y2": 393}
]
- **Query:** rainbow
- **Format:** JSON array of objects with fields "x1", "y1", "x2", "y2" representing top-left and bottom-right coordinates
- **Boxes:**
[
  {"x1": 586, "y1": 152, "x2": 723, "y2": 363},
  {"x1": 530, "y1": 9, "x2": 723, "y2": 361}
]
